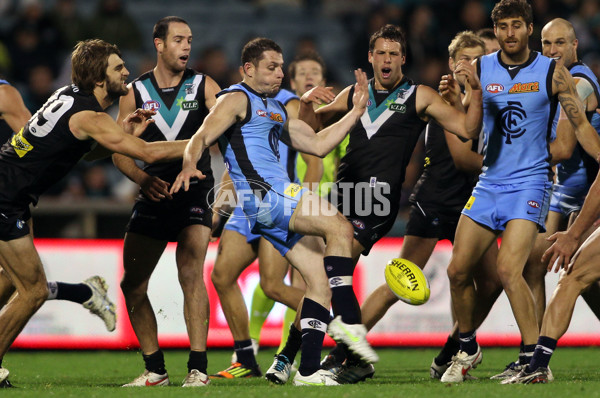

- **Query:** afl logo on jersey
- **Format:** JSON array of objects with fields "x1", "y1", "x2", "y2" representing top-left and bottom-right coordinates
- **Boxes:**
[
  {"x1": 142, "y1": 100, "x2": 160, "y2": 111},
  {"x1": 256, "y1": 109, "x2": 267, "y2": 117},
  {"x1": 351, "y1": 219, "x2": 365, "y2": 230},
  {"x1": 486, "y1": 83, "x2": 504, "y2": 93},
  {"x1": 527, "y1": 200, "x2": 540, "y2": 209}
]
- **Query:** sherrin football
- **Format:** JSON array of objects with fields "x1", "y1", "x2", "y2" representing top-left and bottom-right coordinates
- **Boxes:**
[{"x1": 384, "y1": 258, "x2": 430, "y2": 305}]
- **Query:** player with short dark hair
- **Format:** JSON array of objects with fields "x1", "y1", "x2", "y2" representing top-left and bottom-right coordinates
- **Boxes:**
[
  {"x1": 113, "y1": 17, "x2": 220, "y2": 387},
  {"x1": 171, "y1": 37, "x2": 374, "y2": 386},
  {"x1": 441, "y1": 0, "x2": 600, "y2": 383}
]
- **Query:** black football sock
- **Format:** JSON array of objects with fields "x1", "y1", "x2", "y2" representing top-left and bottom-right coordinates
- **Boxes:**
[
  {"x1": 528, "y1": 336, "x2": 557, "y2": 372},
  {"x1": 298, "y1": 298, "x2": 330, "y2": 377},
  {"x1": 328, "y1": 342, "x2": 349, "y2": 364},
  {"x1": 143, "y1": 350, "x2": 166, "y2": 375},
  {"x1": 324, "y1": 256, "x2": 360, "y2": 324},
  {"x1": 47, "y1": 281, "x2": 92, "y2": 304},
  {"x1": 458, "y1": 330, "x2": 478, "y2": 356},
  {"x1": 278, "y1": 323, "x2": 302, "y2": 362},
  {"x1": 187, "y1": 350, "x2": 207, "y2": 374},
  {"x1": 519, "y1": 344, "x2": 536, "y2": 366},
  {"x1": 233, "y1": 340, "x2": 257, "y2": 368},
  {"x1": 435, "y1": 335, "x2": 460, "y2": 366}
]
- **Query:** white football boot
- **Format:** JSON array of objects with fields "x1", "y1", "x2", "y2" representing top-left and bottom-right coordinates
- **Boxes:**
[
  {"x1": 122, "y1": 370, "x2": 169, "y2": 387},
  {"x1": 440, "y1": 346, "x2": 482, "y2": 383},
  {"x1": 327, "y1": 316, "x2": 379, "y2": 363}
]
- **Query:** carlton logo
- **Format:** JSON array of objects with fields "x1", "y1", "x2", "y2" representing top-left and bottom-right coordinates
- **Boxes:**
[
  {"x1": 486, "y1": 83, "x2": 504, "y2": 93},
  {"x1": 256, "y1": 109, "x2": 267, "y2": 117},
  {"x1": 509, "y1": 82, "x2": 539, "y2": 94},
  {"x1": 528, "y1": 200, "x2": 540, "y2": 208},
  {"x1": 142, "y1": 100, "x2": 160, "y2": 111}
]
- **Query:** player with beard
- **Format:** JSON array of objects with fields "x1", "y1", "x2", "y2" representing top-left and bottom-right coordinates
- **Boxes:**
[
  {"x1": 441, "y1": 0, "x2": 600, "y2": 383},
  {"x1": 112, "y1": 17, "x2": 221, "y2": 387},
  {"x1": 493, "y1": 17, "x2": 600, "y2": 383},
  {"x1": 171, "y1": 37, "x2": 375, "y2": 386},
  {"x1": 0, "y1": 79, "x2": 116, "y2": 340},
  {"x1": 0, "y1": 39, "x2": 189, "y2": 387}
]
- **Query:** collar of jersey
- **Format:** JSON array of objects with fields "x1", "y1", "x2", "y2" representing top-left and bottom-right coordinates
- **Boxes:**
[{"x1": 366, "y1": 78, "x2": 411, "y2": 121}]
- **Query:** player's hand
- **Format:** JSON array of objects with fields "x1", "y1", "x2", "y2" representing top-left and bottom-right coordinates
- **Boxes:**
[
  {"x1": 140, "y1": 175, "x2": 172, "y2": 202},
  {"x1": 439, "y1": 74, "x2": 461, "y2": 105},
  {"x1": 542, "y1": 230, "x2": 579, "y2": 272},
  {"x1": 122, "y1": 109, "x2": 155, "y2": 137},
  {"x1": 351, "y1": 68, "x2": 368, "y2": 112},
  {"x1": 170, "y1": 166, "x2": 206, "y2": 194},
  {"x1": 300, "y1": 86, "x2": 336, "y2": 105},
  {"x1": 455, "y1": 60, "x2": 481, "y2": 91}
]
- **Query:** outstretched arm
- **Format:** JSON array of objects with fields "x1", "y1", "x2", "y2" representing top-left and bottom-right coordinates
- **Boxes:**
[
  {"x1": 170, "y1": 91, "x2": 247, "y2": 194},
  {"x1": 282, "y1": 70, "x2": 368, "y2": 157},
  {"x1": 0, "y1": 84, "x2": 31, "y2": 133}
]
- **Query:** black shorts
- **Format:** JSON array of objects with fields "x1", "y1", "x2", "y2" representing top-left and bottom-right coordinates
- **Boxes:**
[
  {"x1": 334, "y1": 190, "x2": 400, "y2": 256},
  {"x1": 405, "y1": 202, "x2": 463, "y2": 242},
  {"x1": 126, "y1": 181, "x2": 213, "y2": 242},
  {"x1": 0, "y1": 205, "x2": 31, "y2": 241}
]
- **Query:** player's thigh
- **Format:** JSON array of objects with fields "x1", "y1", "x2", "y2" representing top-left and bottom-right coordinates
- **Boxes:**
[
  {"x1": 0, "y1": 233, "x2": 47, "y2": 292},
  {"x1": 562, "y1": 228, "x2": 600, "y2": 288},
  {"x1": 498, "y1": 219, "x2": 539, "y2": 273},
  {"x1": 175, "y1": 225, "x2": 211, "y2": 269},
  {"x1": 291, "y1": 191, "x2": 348, "y2": 237},
  {"x1": 122, "y1": 232, "x2": 167, "y2": 284},
  {"x1": 212, "y1": 229, "x2": 258, "y2": 284},
  {"x1": 258, "y1": 238, "x2": 290, "y2": 284},
  {"x1": 450, "y1": 215, "x2": 497, "y2": 272},
  {"x1": 399, "y1": 235, "x2": 438, "y2": 269}
]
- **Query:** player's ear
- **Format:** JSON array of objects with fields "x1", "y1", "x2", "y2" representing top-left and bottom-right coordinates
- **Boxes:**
[
  {"x1": 243, "y1": 62, "x2": 254, "y2": 78},
  {"x1": 154, "y1": 38, "x2": 163, "y2": 52}
]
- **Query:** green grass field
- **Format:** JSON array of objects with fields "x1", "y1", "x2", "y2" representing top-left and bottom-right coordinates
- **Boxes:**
[{"x1": 2, "y1": 347, "x2": 599, "y2": 397}]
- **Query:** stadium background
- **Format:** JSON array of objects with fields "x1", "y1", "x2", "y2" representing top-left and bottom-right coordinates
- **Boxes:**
[{"x1": 0, "y1": 0, "x2": 599, "y2": 349}]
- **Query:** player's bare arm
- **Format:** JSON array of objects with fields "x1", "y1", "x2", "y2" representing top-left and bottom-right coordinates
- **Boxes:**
[
  {"x1": 310, "y1": 85, "x2": 352, "y2": 126},
  {"x1": 422, "y1": 60, "x2": 482, "y2": 140},
  {"x1": 69, "y1": 110, "x2": 187, "y2": 164},
  {"x1": 170, "y1": 90, "x2": 247, "y2": 193},
  {"x1": 444, "y1": 131, "x2": 483, "y2": 174},
  {"x1": 298, "y1": 86, "x2": 336, "y2": 130},
  {"x1": 203, "y1": 75, "x2": 221, "y2": 110},
  {"x1": 553, "y1": 64, "x2": 600, "y2": 159},
  {"x1": 0, "y1": 84, "x2": 31, "y2": 132},
  {"x1": 282, "y1": 69, "x2": 367, "y2": 157}
]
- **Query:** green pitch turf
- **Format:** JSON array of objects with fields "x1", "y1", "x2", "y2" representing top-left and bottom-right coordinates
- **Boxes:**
[{"x1": 2, "y1": 347, "x2": 599, "y2": 397}]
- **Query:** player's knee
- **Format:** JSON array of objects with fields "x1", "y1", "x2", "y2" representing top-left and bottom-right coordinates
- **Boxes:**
[
  {"x1": 260, "y1": 278, "x2": 283, "y2": 301},
  {"x1": 447, "y1": 261, "x2": 470, "y2": 285},
  {"x1": 495, "y1": 262, "x2": 520, "y2": 287},
  {"x1": 327, "y1": 217, "x2": 354, "y2": 244},
  {"x1": 210, "y1": 268, "x2": 233, "y2": 292}
]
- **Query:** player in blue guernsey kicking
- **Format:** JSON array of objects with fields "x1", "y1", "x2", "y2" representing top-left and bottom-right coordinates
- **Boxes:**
[
  {"x1": 441, "y1": 0, "x2": 600, "y2": 383},
  {"x1": 171, "y1": 38, "x2": 373, "y2": 386}
]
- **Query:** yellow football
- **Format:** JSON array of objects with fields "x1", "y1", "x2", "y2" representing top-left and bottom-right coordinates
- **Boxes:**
[{"x1": 384, "y1": 258, "x2": 430, "y2": 305}]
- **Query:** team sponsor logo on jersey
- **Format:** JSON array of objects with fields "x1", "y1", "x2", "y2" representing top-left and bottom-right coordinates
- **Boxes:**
[
  {"x1": 486, "y1": 83, "x2": 504, "y2": 93},
  {"x1": 142, "y1": 100, "x2": 160, "y2": 111},
  {"x1": 269, "y1": 112, "x2": 283, "y2": 123},
  {"x1": 397, "y1": 89, "x2": 409, "y2": 99},
  {"x1": 190, "y1": 206, "x2": 205, "y2": 214},
  {"x1": 369, "y1": 176, "x2": 377, "y2": 187},
  {"x1": 464, "y1": 195, "x2": 476, "y2": 210},
  {"x1": 388, "y1": 103, "x2": 406, "y2": 113},
  {"x1": 284, "y1": 183, "x2": 302, "y2": 197},
  {"x1": 497, "y1": 101, "x2": 527, "y2": 144},
  {"x1": 256, "y1": 109, "x2": 267, "y2": 117},
  {"x1": 366, "y1": 99, "x2": 372, "y2": 107},
  {"x1": 352, "y1": 219, "x2": 365, "y2": 229},
  {"x1": 527, "y1": 200, "x2": 540, "y2": 209},
  {"x1": 181, "y1": 100, "x2": 199, "y2": 111},
  {"x1": 11, "y1": 129, "x2": 33, "y2": 158},
  {"x1": 184, "y1": 83, "x2": 196, "y2": 95},
  {"x1": 508, "y1": 82, "x2": 539, "y2": 94}
]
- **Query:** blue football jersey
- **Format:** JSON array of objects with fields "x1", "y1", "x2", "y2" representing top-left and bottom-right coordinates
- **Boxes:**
[
  {"x1": 273, "y1": 88, "x2": 300, "y2": 183},
  {"x1": 479, "y1": 51, "x2": 556, "y2": 184}
]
